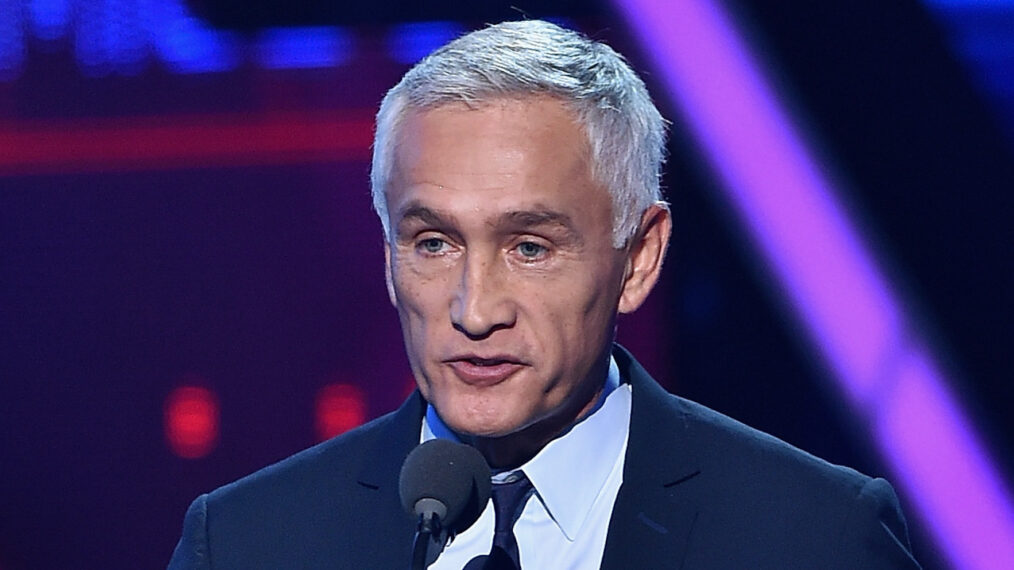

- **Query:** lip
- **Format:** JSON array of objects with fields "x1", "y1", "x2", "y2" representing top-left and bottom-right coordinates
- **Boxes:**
[{"x1": 444, "y1": 355, "x2": 527, "y2": 386}]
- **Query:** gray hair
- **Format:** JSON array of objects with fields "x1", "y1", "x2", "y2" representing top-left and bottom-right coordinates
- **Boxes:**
[{"x1": 370, "y1": 19, "x2": 668, "y2": 248}]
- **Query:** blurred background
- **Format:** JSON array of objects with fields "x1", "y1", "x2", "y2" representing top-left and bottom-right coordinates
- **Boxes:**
[{"x1": 2, "y1": 1, "x2": 1013, "y2": 568}]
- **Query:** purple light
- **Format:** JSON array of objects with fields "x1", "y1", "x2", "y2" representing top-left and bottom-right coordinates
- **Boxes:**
[
  {"x1": 616, "y1": 0, "x2": 900, "y2": 404},
  {"x1": 878, "y1": 348, "x2": 1014, "y2": 568},
  {"x1": 612, "y1": 0, "x2": 1014, "y2": 568}
]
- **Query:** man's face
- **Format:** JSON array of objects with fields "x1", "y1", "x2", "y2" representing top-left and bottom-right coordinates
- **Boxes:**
[{"x1": 384, "y1": 98, "x2": 635, "y2": 446}]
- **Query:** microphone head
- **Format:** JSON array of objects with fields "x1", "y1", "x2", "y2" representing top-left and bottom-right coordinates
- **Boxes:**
[{"x1": 399, "y1": 439, "x2": 492, "y2": 534}]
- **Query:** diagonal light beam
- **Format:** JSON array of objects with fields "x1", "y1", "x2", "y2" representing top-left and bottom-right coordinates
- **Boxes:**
[{"x1": 612, "y1": 1, "x2": 1014, "y2": 568}]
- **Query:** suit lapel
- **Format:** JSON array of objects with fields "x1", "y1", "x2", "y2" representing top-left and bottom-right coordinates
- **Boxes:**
[
  {"x1": 601, "y1": 346, "x2": 702, "y2": 569},
  {"x1": 356, "y1": 351, "x2": 702, "y2": 568},
  {"x1": 350, "y1": 390, "x2": 427, "y2": 568},
  {"x1": 355, "y1": 389, "x2": 426, "y2": 490}
]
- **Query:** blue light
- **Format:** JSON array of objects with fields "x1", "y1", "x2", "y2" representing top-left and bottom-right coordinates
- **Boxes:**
[
  {"x1": 71, "y1": 0, "x2": 155, "y2": 76},
  {"x1": 923, "y1": 0, "x2": 1014, "y2": 142},
  {"x1": 108, "y1": 0, "x2": 147, "y2": 75},
  {"x1": 976, "y1": 60, "x2": 1014, "y2": 95},
  {"x1": 0, "y1": 0, "x2": 26, "y2": 81},
  {"x1": 29, "y1": 0, "x2": 71, "y2": 42},
  {"x1": 157, "y1": 19, "x2": 239, "y2": 74},
  {"x1": 956, "y1": 28, "x2": 1014, "y2": 59},
  {"x1": 924, "y1": 0, "x2": 1014, "y2": 7},
  {"x1": 74, "y1": 1, "x2": 112, "y2": 76},
  {"x1": 544, "y1": 17, "x2": 578, "y2": 31},
  {"x1": 387, "y1": 21, "x2": 464, "y2": 65},
  {"x1": 151, "y1": 1, "x2": 239, "y2": 74},
  {"x1": 255, "y1": 27, "x2": 353, "y2": 70},
  {"x1": 1, "y1": 0, "x2": 479, "y2": 78}
]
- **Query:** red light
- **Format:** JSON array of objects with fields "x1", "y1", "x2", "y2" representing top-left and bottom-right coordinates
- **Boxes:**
[
  {"x1": 315, "y1": 383, "x2": 367, "y2": 441},
  {"x1": 165, "y1": 386, "x2": 219, "y2": 459},
  {"x1": 0, "y1": 111, "x2": 374, "y2": 176}
]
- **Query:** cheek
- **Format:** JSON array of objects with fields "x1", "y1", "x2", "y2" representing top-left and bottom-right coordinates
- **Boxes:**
[
  {"x1": 524, "y1": 279, "x2": 613, "y2": 356},
  {"x1": 394, "y1": 282, "x2": 430, "y2": 333},
  {"x1": 392, "y1": 266, "x2": 454, "y2": 346},
  {"x1": 540, "y1": 271, "x2": 616, "y2": 322},
  {"x1": 393, "y1": 257, "x2": 439, "y2": 310},
  {"x1": 545, "y1": 277, "x2": 620, "y2": 363}
]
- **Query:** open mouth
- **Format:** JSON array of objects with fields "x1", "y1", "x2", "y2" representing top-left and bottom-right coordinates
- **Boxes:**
[
  {"x1": 446, "y1": 356, "x2": 525, "y2": 386},
  {"x1": 465, "y1": 357, "x2": 512, "y2": 366}
]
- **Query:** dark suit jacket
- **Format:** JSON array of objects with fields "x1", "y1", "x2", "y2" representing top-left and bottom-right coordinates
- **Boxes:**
[{"x1": 169, "y1": 347, "x2": 920, "y2": 568}]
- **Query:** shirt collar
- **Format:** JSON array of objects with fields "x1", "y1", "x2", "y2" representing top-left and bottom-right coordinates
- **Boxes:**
[{"x1": 422, "y1": 356, "x2": 631, "y2": 541}]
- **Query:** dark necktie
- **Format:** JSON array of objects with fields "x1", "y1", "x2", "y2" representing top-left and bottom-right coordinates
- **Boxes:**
[{"x1": 488, "y1": 470, "x2": 534, "y2": 569}]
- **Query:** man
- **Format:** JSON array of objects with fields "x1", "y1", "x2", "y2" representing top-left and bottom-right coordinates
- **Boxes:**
[{"x1": 169, "y1": 20, "x2": 920, "y2": 569}]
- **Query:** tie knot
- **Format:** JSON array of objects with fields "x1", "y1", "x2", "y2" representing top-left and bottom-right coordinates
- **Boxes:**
[{"x1": 491, "y1": 471, "x2": 534, "y2": 535}]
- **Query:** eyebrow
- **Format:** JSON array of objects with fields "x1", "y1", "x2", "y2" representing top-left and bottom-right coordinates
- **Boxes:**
[
  {"x1": 393, "y1": 202, "x2": 583, "y2": 245},
  {"x1": 495, "y1": 209, "x2": 582, "y2": 242},
  {"x1": 490, "y1": 208, "x2": 586, "y2": 250},
  {"x1": 395, "y1": 204, "x2": 450, "y2": 231}
]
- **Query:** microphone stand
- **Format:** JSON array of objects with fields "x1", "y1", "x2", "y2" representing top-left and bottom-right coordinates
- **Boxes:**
[{"x1": 410, "y1": 511, "x2": 448, "y2": 570}]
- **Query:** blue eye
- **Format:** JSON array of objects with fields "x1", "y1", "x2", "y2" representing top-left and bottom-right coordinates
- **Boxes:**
[
  {"x1": 517, "y1": 242, "x2": 546, "y2": 258},
  {"x1": 419, "y1": 238, "x2": 446, "y2": 253}
]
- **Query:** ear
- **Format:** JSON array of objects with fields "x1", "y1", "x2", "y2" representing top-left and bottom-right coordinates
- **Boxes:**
[
  {"x1": 618, "y1": 203, "x2": 672, "y2": 314},
  {"x1": 384, "y1": 241, "x2": 398, "y2": 307}
]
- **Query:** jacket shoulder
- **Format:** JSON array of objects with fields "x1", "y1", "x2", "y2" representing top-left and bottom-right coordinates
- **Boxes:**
[
  {"x1": 191, "y1": 400, "x2": 420, "y2": 568},
  {"x1": 673, "y1": 394, "x2": 869, "y2": 492},
  {"x1": 208, "y1": 408, "x2": 396, "y2": 507},
  {"x1": 648, "y1": 392, "x2": 917, "y2": 568}
]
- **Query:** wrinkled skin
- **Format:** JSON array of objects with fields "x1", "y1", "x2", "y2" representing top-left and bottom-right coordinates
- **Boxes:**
[{"x1": 384, "y1": 97, "x2": 670, "y2": 468}]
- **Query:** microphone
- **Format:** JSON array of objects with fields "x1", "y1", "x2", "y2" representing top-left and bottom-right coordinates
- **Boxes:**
[{"x1": 399, "y1": 439, "x2": 492, "y2": 570}]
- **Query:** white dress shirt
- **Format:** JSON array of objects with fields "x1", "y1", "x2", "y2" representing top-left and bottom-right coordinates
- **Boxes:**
[{"x1": 422, "y1": 357, "x2": 632, "y2": 569}]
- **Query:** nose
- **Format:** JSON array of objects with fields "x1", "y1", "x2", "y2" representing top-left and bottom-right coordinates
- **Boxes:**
[{"x1": 450, "y1": 251, "x2": 516, "y2": 338}]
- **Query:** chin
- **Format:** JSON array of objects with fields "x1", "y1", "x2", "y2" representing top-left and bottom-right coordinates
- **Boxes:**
[
  {"x1": 446, "y1": 416, "x2": 519, "y2": 439},
  {"x1": 441, "y1": 404, "x2": 528, "y2": 440}
]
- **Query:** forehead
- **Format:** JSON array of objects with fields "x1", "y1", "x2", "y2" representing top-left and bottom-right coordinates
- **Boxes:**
[
  {"x1": 395, "y1": 97, "x2": 588, "y2": 175},
  {"x1": 386, "y1": 98, "x2": 611, "y2": 228}
]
